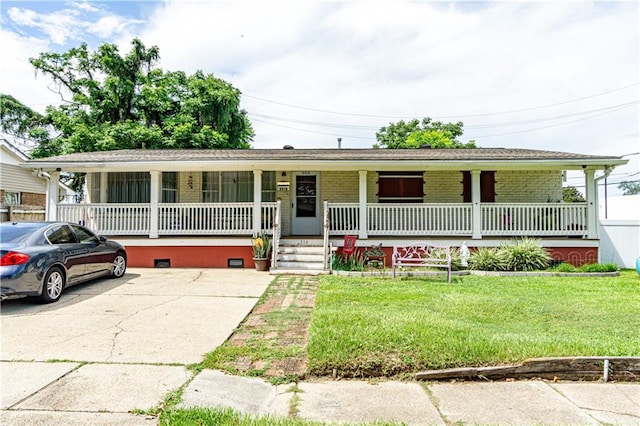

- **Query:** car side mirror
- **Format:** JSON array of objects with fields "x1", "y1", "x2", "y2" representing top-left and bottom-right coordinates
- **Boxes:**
[{"x1": 99, "y1": 236, "x2": 107, "y2": 244}]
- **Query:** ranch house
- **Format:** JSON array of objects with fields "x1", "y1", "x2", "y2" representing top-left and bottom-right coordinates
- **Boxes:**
[{"x1": 24, "y1": 147, "x2": 628, "y2": 272}]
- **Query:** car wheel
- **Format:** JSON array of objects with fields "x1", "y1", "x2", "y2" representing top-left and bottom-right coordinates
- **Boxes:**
[
  {"x1": 111, "y1": 253, "x2": 127, "y2": 278},
  {"x1": 38, "y1": 267, "x2": 65, "y2": 303}
]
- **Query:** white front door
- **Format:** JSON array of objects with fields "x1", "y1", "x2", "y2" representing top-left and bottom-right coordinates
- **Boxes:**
[{"x1": 291, "y1": 172, "x2": 320, "y2": 235}]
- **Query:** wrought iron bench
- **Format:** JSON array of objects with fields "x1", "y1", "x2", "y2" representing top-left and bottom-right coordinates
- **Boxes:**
[{"x1": 391, "y1": 243, "x2": 451, "y2": 282}]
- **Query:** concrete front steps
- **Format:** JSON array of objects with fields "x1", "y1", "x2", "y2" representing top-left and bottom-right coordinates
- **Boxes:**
[{"x1": 271, "y1": 238, "x2": 330, "y2": 275}]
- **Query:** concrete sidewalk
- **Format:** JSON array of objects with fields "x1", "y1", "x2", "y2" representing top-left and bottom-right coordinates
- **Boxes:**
[{"x1": 181, "y1": 369, "x2": 640, "y2": 425}]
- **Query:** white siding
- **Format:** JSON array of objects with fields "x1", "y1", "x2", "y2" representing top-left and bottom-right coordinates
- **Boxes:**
[{"x1": 0, "y1": 163, "x2": 46, "y2": 194}]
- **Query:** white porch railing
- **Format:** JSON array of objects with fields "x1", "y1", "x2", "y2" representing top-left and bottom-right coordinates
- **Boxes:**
[
  {"x1": 326, "y1": 202, "x2": 587, "y2": 237},
  {"x1": 482, "y1": 203, "x2": 587, "y2": 236},
  {"x1": 327, "y1": 203, "x2": 473, "y2": 236},
  {"x1": 58, "y1": 203, "x2": 151, "y2": 235},
  {"x1": 58, "y1": 202, "x2": 277, "y2": 236},
  {"x1": 367, "y1": 203, "x2": 472, "y2": 236},
  {"x1": 58, "y1": 202, "x2": 588, "y2": 238}
]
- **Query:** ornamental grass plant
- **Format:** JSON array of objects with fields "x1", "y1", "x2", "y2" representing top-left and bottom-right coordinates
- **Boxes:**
[{"x1": 252, "y1": 232, "x2": 271, "y2": 259}]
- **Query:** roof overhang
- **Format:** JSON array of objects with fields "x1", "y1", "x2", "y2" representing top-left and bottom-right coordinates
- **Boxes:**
[{"x1": 22, "y1": 148, "x2": 629, "y2": 173}]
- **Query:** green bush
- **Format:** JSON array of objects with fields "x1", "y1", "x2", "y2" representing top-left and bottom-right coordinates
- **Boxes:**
[
  {"x1": 468, "y1": 247, "x2": 505, "y2": 271},
  {"x1": 332, "y1": 250, "x2": 366, "y2": 271},
  {"x1": 579, "y1": 262, "x2": 619, "y2": 273},
  {"x1": 449, "y1": 247, "x2": 465, "y2": 271},
  {"x1": 550, "y1": 262, "x2": 577, "y2": 272},
  {"x1": 501, "y1": 238, "x2": 552, "y2": 272},
  {"x1": 549, "y1": 262, "x2": 619, "y2": 273}
]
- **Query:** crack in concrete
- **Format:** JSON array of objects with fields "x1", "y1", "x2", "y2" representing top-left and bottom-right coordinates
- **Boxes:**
[{"x1": 106, "y1": 295, "x2": 183, "y2": 362}]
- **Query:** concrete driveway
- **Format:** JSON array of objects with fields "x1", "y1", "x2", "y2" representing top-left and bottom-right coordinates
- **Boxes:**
[{"x1": 1, "y1": 268, "x2": 272, "y2": 425}]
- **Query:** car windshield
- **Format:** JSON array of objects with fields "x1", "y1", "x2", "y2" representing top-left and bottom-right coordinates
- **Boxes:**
[{"x1": 0, "y1": 223, "x2": 43, "y2": 244}]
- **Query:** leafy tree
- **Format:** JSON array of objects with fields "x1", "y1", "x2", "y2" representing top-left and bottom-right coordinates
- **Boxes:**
[
  {"x1": 375, "y1": 117, "x2": 476, "y2": 149},
  {"x1": 0, "y1": 94, "x2": 51, "y2": 150},
  {"x1": 617, "y1": 181, "x2": 640, "y2": 195},
  {"x1": 22, "y1": 38, "x2": 253, "y2": 158},
  {"x1": 562, "y1": 186, "x2": 585, "y2": 202}
]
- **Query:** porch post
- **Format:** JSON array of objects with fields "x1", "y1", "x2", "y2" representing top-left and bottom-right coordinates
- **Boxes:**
[
  {"x1": 358, "y1": 170, "x2": 368, "y2": 239},
  {"x1": 253, "y1": 170, "x2": 262, "y2": 234},
  {"x1": 149, "y1": 170, "x2": 160, "y2": 239},
  {"x1": 471, "y1": 170, "x2": 482, "y2": 239},
  {"x1": 99, "y1": 172, "x2": 108, "y2": 203},
  {"x1": 584, "y1": 168, "x2": 598, "y2": 239},
  {"x1": 46, "y1": 171, "x2": 59, "y2": 221}
]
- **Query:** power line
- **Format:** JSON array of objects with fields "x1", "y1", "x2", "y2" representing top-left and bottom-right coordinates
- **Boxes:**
[
  {"x1": 244, "y1": 82, "x2": 639, "y2": 119},
  {"x1": 465, "y1": 104, "x2": 634, "y2": 139},
  {"x1": 249, "y1": 100, "x2": 638, "y2": 133}
]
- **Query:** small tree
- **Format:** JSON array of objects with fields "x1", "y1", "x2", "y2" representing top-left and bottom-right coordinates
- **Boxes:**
[
  {"x1": 375, "y1": 117, "x2": 476, "y2": 149},
  {"x1": 562, "y1": 186, "x2": 585, "y2": 202},
  {"x1": 618, "y1": 181, "x2": 640, "y2": 195}
]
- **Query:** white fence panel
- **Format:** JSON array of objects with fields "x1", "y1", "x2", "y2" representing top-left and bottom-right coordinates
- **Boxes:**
[{"x1": 599, "y1": 220, "x2": 640, "y2": 268}]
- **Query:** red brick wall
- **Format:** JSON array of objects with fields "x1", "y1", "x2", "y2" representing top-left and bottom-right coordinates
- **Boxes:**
[{"x1": 20, "y1": 192, "x2": 46, "y2": 207}]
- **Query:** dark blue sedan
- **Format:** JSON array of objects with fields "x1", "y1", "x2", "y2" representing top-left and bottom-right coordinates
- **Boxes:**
[{"x1": 0, "y1": 222, "x2": 127, "y2": 303}]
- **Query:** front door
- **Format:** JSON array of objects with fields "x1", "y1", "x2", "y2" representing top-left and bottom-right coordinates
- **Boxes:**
[{"x1": 291, "y1": 172, "x2": 320, "y2": 235}]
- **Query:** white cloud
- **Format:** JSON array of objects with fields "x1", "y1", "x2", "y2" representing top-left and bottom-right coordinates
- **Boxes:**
[
  {"x1": 7, "y1": 6, "x2": 82, "y2": 44},
  {"x1": 88, "y1": 15, "x2": 144, "y2": 39}
]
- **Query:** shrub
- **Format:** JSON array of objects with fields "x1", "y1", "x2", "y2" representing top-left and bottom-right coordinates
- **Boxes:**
[
  {"x1": 332, "y1": 250, "x2": 366, "y2": 271},
  {"x1": 501, "y1": 238, "x2": 551, "y2": 272},
  {"x1": 468, "y1": 247, "x2": 505, "y2": 271},
  {"x1": 550, "y1": 262, "x2": 577, "y2": 272},
  {"x1": 579, "y1": 262, "x2": 619, "y2": 273},
  {"x1": 548, "y1": 262, "x2": 618, "y2": 273},
  {"x1": 449, "y1": 247, "x2": 465, "y2": 271}
]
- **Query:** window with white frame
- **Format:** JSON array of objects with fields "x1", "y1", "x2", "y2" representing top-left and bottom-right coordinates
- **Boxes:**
[
  {"x1": 201, "y1": 171, "x2": 276, "y2": 202},
  {"x1": 262, "y1": 171, "x2": 276, "y2": 202},
  {"x1": 107, "y1": 172, "x2": 150, "y2": 203},
  {"x1": 4, "y1": 191, "x2": 20, "y2": 205},
  {"x1": 162, "y1": 172, "x2": 178, "y2": 203}
]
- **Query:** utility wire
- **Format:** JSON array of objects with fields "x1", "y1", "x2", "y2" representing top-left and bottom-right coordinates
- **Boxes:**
[
  {"x1": 248, "y1": 100, "x2": 638, "y2": 132},
  {"x1": 244, "y1": 82, "x2": 639, "y2": 119}
]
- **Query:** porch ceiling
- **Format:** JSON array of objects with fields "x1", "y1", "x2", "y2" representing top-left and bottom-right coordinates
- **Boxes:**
[{"x1": 24, "y1": 148, "x2": 627, "y2": 173}]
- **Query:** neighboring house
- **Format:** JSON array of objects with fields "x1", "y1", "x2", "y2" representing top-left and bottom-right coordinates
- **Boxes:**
[
  {"x1": 24, "y1": 147, "x2": 628, "y2": 271},
  {"x1": 1, "y1": 139, "x2": 76, "y2": 222}
]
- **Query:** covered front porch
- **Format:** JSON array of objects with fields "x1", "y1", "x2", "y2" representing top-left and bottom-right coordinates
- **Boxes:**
[
  {"x1": 29, "y1": 147, "x2": 624, "y2": 270},
  {"x1": 54, "y1": 200, "x2": 592, "y2": 240}
]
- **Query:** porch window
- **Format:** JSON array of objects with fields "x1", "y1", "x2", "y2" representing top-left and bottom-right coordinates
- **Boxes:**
[
  {"x1": 377, "y1": 171, "x2": 424, "y2": 203},
  {"x1": 162, "y1": 172, "x2": 178, "y2": 203},
  {"x1": 202, "y1": 172, "x2": 219, "y2": 202},
  {"x1": 89, "y1": 173, "x2": 100, "y2": 203},
  {"x1": 462, "y1": 171, "x2": 496, "y2": 202},
  {"x1": 202, "y1": 171, "x2": 276, "y2": 202},
  {"x1": 222, "y1": 171, "x2": 253, "y2": 202},
  {"x1": 262, "y1": 171, "x2": 276, "y2": 202},
  {"x1": 107, "y1": 172, "x2": 150, "y2": 203},
  {"x1": 4, "y1": 191, "x2": 20, "y2": 205}
]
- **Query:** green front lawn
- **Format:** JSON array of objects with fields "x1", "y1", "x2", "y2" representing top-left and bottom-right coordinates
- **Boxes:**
[{"x1": 308, "y1": 271, "x2": 640, "y2": 378}]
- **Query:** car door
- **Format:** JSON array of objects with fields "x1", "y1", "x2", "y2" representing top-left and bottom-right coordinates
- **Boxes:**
[
  {"x1": 69, "y1": 224, "x2": 112, "y2": 276},
  {"x1": 45, "y1": 224, "x2": 87, "y2": 284}
]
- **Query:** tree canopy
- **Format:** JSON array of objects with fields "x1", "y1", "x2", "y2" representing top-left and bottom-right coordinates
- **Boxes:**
[
  {"x1": 375, "y1": 117, "x2": 477, "y2": 149},
  {"x1": 2, "y1": 38, "x2": 253, "y2": 158},
  {"x1": 562, "y1": 186, "x2": 586, "y2": 202},
  {"x1": 617, "y1": 181, "x2": 640, "y2": 196}
]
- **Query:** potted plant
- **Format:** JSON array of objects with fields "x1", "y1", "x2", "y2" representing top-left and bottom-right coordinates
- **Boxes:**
[{"x1": 252, "y1": 232, "x2": 271, "y2": 271}]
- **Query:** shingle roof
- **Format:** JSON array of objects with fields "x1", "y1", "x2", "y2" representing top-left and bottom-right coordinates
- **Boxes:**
[{"x1": 27, "y1": 148, "x2": 623, "y2": 163}]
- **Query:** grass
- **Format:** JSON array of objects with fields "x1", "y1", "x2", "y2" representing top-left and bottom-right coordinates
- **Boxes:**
[
  {"x1": 201, "y1": 275, "x2": 318, "y2": 384},
  {"x1": 159, "y1": 406, "x2": 328, "y2": 425},
  {"x1": 307, "y1": 270, "x2": 640, "y2": 378}
]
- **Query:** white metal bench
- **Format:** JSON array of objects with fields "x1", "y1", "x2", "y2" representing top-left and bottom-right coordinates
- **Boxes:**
[{"x1": 392, "y1": 243, "x2": 452, "y2": 282}]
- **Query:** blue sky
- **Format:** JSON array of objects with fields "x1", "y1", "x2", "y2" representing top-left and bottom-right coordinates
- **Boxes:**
[{"x1": 1, "y1": 1, "x2": 638, "y2": 195}]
